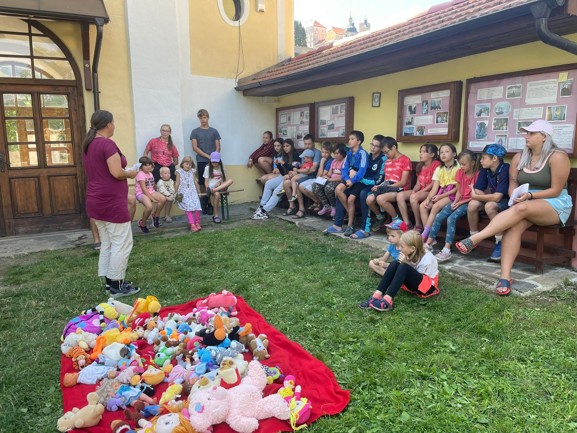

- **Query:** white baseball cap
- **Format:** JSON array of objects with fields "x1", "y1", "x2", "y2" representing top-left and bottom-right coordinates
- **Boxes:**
[{"x1": 519, "y1": 119, "x2": 553, "y2": 136}]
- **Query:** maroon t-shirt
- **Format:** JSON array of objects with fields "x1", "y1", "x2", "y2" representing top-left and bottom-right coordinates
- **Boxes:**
[{"x1": 82, "y1": 136, "x2": 130, "y2": 223}]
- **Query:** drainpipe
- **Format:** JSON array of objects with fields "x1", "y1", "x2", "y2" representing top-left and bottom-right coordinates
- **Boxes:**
[
  {"x1": 92, "y1": 18, "x2": 105, "y2": 111},
  {"x1": 531, "y1": 0, "x2": 577, "y2": 55}
]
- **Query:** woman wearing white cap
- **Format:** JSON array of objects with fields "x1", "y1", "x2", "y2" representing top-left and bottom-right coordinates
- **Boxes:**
[{"x1": 455, "y1": 119, "x2": 572, "y2": 295}]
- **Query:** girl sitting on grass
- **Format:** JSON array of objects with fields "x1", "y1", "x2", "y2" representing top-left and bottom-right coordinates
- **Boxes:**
[
  {"x1": 204, "y1": 151, "x2": 233, "y2": 224},
  {"x1": 368, "y1": 223, "x2": 407, "y2": 276},
  {"x1": 359, "y1": 231, "x2": 439, "y2": 312}
]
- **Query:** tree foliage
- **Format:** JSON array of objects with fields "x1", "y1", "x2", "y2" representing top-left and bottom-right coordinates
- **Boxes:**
[{"x1": 294, "y1": 20, "x2": 307, "y2": 47}]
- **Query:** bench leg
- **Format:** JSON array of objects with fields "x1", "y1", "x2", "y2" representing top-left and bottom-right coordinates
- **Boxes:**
[
  {"x1": 220, "y1": 194, "x2": 229, "y2": 221},
  {"x1": 535, "y1": 231, "x2": 544, "y2": 274}
]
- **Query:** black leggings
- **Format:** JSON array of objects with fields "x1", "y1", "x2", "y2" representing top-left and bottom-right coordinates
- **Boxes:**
[
  {"x1": 377, "y1": 260, "x2": 423, "y2": 299},
  {"x1": 152, "y1": 163, "x2": 176, "y2": 183}
]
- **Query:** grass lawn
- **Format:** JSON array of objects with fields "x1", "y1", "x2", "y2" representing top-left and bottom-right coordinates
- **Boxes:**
[{"x1": 1, "y1": 219, "x2": 577, "y2": 432}]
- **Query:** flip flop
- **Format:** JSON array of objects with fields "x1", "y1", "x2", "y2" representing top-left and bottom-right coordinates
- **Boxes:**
[
  {"x1": 495, "y1": 278, "x2": 512, "y2": 296},
  {"x1": 322, "y1": 226, "x2": 343, "y2": 235},
  {"x1": 455, "y1": 238, "x2": 476, "y2": 255},
  {"x1": 350, "y1": 230, "x2": 370, "y2": 240}
]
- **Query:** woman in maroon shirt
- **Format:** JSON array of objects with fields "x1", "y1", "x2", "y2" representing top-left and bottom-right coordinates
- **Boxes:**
[{"x1": 82, "y1": 110, "x2": 140, "y2": 298}]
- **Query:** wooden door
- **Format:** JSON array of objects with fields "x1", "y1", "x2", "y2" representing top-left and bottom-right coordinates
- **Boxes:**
[{"x1": 0, "y1": 85, "x2": 86, "y2": 235}]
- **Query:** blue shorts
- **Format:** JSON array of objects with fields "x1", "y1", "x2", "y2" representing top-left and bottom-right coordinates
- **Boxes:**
[{"x1": 535, "y1": 188, "x2": 573, "y2": 225}]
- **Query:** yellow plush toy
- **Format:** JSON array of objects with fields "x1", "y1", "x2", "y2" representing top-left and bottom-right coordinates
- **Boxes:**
[{"x1": 57, "y1": 392, "x2": 104, "y2": 432}]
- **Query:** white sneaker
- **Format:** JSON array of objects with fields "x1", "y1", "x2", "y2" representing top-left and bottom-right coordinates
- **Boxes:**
[
  {"x1": 252, "y1": 210, "x2": 268, "y2": 220},
  {"x1": 435, "y1": 249, "x2": 452, "y2": 262}
]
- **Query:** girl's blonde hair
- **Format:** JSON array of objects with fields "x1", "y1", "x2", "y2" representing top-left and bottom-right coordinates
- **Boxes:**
[
  {"x1": 400, "y1": 231, "x2": 425, "y2": 263},
  {"x1": 180, "y1": 156, "x2": 195, "y2": 169}
]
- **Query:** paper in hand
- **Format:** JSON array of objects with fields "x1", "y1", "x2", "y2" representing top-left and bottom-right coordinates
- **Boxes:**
[
  {"x1": 508, "y1": 183, "x2": 529, "y2": 206},
  {"x1": 314, "y1": 177, "x2": 327, "y2": 185}
]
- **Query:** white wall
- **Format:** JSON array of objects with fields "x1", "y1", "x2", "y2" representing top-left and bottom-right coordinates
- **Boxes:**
[{"x1": 125, "y1": 0, "x2": 275, "y2": 165}]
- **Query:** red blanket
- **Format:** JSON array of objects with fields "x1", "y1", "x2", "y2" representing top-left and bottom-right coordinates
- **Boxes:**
[{"x1": 60, "y1": 296, "x2": 350, "y2": 432}]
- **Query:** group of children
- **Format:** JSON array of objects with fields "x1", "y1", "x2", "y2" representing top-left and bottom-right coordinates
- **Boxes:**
[
  {"x1": 135, "y1": 151, "x2": 233, "y2": 232},
  {"x1": 249, "y1": 129, "x2": 511, "y2": 312},
  {"x1": 361, "y1": 141, "x2": 509, "y2": 312}
]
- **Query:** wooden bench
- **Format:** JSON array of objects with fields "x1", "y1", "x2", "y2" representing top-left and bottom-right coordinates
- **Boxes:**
[
  {"x1": 407, "y1": 162, "x2": 576, "y2": 274},
  {"x1": 200, "y1": 189, "x2": 244, "y2": 221}
]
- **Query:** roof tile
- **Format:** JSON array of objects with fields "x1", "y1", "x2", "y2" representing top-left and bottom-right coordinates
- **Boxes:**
[{"x1": 239, "y1": 0, "x2": 539, "y2": 86}]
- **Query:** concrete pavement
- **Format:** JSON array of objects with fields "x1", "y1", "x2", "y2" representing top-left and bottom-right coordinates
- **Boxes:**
[{"x1": 0, "y1": 202, "x2": 575, "y2": 294}]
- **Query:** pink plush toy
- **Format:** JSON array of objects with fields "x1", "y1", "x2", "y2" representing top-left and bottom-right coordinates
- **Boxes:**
[
  {"x1": 188, "y1": 360, "x2": 290, "y2": 433},
  {"x1": 196, "y1": 290, "x2": 238, "y2": 316}
]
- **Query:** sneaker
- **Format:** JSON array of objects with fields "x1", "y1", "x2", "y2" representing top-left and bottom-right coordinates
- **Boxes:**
[
  {"x1": 288, "y1": 195, "x2": 297, "y2": 202},
  {"x1": 138, "y1": 220, "x2": 149, "y2": 234},
  {"x1": 387, "y1": 218, "x2": 404, "y2": 230},
  {"x1": 489, "y1": 241, "x2": 501, "y2": 262},
  {"x1": 152, "y1": 216, "x2": 161, "y2": 228},
  {"x1": 276, "y1": 189, "x2": 285, "y2": 197},
  {"x1": 358, "y1": 296, "x2": 375, "y2": 309},
  {"x1": 252, "y1": 211, "x2": 269, "y2": 220},
  {"x1": 435, "y1": 249, "x2": 452, "y2": 262},
  {"x1": 317, "y1": 206, "x2": 331, "y2": 216},
  {"x1": 109, "y1": 282, "x2": 141, "y2": 299},
  {"x1": 164, "y1": 216, "x2": 172, "y2": 223},
  {"x1": 369, "y1": 296, "x2": 392, "y2": 312},
  {"x1": 424, "y1": 240, "x2": 437, "y2": 251},
  {"x1": 213, "y1": 215, "x2": 221, "y2": 224},
  {"x1": 343, "y1": 226, "x2": 355, "y2": 237}
]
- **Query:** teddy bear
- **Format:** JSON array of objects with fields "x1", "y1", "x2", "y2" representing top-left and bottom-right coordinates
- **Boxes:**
[
  {"x1": 247, "y1": 334, "x2": 269, "y2": 361},
  {"x1": 187, "y1": 360, "x2": 290, "y2": 433},
  {"x1": 57, "y1": 392, "x2": 104, "y2": 432},
  {"x1": 60, "y1": 329, "x2": 98, "y2": 354}
]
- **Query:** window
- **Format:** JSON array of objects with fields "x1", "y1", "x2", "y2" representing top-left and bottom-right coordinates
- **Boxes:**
[
  {"x1": 217, "y1": 0, "x2": 249, "y2": 26},
  {"x1": 0, "y1": 19, "x2": 74, "y2": 80}
]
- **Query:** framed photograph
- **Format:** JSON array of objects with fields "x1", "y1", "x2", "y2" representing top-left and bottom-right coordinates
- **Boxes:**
[
  {"x1": 372, "y1": 92, "x2": 381, "y2": 108},
  {"x1": 464, "y1": 63, "x2": 577, "y2": 155},
  {"x1": 397, "y1": 81, "x2": 462, "y2": 143},
  {"x1": 276, "y1": 103, "x2": 314, "y2": 148},
  {"x1": 314, "y1": 97, "x2": 354, "y2": 142}
]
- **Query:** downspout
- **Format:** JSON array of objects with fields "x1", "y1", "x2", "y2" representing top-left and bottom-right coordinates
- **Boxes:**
[
  {"x1": 92, "y1": 18, "x2": 105, "y2": 111},
  {"x1": 531, "y1": 0, "x2": 577, "y2": 55}
]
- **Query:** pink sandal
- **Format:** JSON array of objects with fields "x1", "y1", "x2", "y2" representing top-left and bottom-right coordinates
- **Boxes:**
[{"x1": 455, "y1": 238, "x2": 476, "y2": 255}]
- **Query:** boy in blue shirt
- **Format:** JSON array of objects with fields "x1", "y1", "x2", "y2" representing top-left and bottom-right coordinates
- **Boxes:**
[
  {"x1": 322, "y1": 130, "x2": 369, "y2": 236},
  {"x1": 467, "y1": 143, "x2": 510, "y2": 261}
]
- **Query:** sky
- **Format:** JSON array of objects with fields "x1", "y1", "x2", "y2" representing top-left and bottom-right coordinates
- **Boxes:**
[{"x1": 294, "y1": 0, "x2": 449, "y2": 31}]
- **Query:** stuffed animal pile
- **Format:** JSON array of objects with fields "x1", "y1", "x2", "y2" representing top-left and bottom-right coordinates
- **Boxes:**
[{"x1": 58, "y1": 291, "x2": 311, "y2": 433}]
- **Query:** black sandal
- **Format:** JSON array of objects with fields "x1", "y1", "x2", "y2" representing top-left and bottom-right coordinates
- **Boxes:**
[
  {"x1": 283, "y1": 207, "x2": 297, "y2": 216},
  {"x1": 292, "y1": 210, "x2": 305, "y2": 219}
]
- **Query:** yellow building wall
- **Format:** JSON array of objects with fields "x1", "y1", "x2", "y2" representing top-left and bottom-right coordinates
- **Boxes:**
[
  {"x1": 42, "y1": 0, "x2": 136, "y2": 165},
  {"x1": 190, "y1": 0, "x2": 294, "y2": 77},
  {"x1": 276, "y1": 34, "x2": 577, "y2": 164}
]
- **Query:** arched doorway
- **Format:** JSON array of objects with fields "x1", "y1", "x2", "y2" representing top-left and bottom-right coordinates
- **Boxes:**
[{"x1": 0, "y1": 18, "x2": 86, "y2": 235}]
